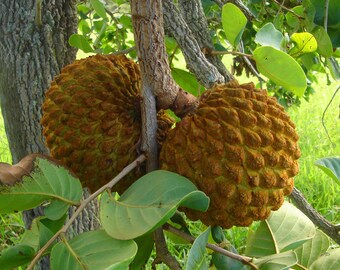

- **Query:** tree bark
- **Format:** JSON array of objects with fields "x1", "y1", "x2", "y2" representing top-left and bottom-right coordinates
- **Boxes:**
[{"x1": 0, "y1": 1, "x2": 99, "y2": 269}]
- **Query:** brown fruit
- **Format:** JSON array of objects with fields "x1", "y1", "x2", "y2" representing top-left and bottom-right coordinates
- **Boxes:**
[
  {"x1": 41, "y1": 54, "x2": 173, "y2": 193},
  {"x1": 160, "y1": 80, "x2": 300, "y2": 228}
]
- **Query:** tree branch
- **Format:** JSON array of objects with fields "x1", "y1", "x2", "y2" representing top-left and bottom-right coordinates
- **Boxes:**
[
  {"x1": 290, "y1": 187, "x2": 340, "y2": 245},
  {"x1": 164, "y1": 224, "x2": 258, "y2": 269},
  {"x1": 131, "y1": 1, "x2": 184, "y2": 269},
  {"x1": 178, "y1": 0, "x2": 233, "y2": 82},
  {"x1": 163, "y1": 0, "x2": 225, "y2": 88}
]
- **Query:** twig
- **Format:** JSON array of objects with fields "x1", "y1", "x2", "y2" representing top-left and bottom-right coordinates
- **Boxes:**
[
  {"x1": 152, "y1": 228, "x2": 181, "y2": 269},
  {"x1": 324, "y1": 0, "x2": 330, "y2": 30},
  {"x1": 26, "y1": 154, "x2": 146, "y2": 270},
  {"x1": 321, "y1": 85, "x2": 339, "y2": 147},
  {"x1": 164, "y1": 224, "x2": 258, "y2": 269},
  {"x1": 113, "y1": 46, "x2": 136, "y2": 55},
  {"x1": 272, "y1": 0, "x2": 304, "y2": 19},
  {"x1": 290, "y1": 187, "x2": 340, "y2": 245},
  {"x1": 208, "y1": 49, "x2": 253, "y2": 59}
]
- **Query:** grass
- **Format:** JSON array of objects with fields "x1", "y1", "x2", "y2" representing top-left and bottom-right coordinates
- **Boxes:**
[{"x1": 0, "y1": 71, "x2": 339, "y2": 265}]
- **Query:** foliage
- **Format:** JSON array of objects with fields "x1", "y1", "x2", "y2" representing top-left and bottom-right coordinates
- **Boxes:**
[{"x1": 0, "y1": 0, "x2": 339, "y2": 269}]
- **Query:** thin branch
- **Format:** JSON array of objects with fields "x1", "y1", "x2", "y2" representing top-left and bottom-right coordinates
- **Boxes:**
[
  {"x1": 272, "y1": 0, "x2": 304, "y2": 19},
  {"x1": 113, "y1": 46, "x2": 136, "y2": 55},
  {"x1": 164, "y1": 224, "x2": 258, "y2": 270},
  {"x1": 239, "y1": 41, "x2": 265, "y2": 87},
  {"x1": 208, "y1": 49, "x2": 253, "y2": 59},
  {"x1": 26, "y1": 155, "x2": 146, "y2": 270},
  {"x1": 290, "y1": 187, "x2": 340, "y2": 245},
  {"x1": 152, "y1": 227, "x2": 181, "y2": 269},
  {"x1": 324, "y1": 0, "x2": 330, "y2": 30},
  {"x1": 321, "y1": 85, "x2": 339, "y2": 147},
  {"x1": 216, "y1": 0, "x2": 255, "y2": 21}
]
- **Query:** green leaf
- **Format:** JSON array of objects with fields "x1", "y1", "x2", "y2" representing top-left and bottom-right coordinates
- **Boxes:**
[
  {"x1": 222, "y1": 3, "x2": 247, "y2": 47},
  {"x1": 186, "y1": 227, "x2": 210, "y2": 270},
  {"x1": 255, "y1": 23, "x2": 284, "y2": 50},
  {"x1": 129, "y1": 234, "x2": 154, "y2": 270},
  {"x1": 100, "y1": 170, "x2": 209, "y2": 240},
  {"x1": 245, "y1": 220, "x2": 277, "y2": 257},
  {"x1": 253, "y1": 251, "x2": 298, "y2": 270},
  {"x1": 212, "y1": 247, "x2": 246, "y2": 270},
  {"x1": 246, "y1": 202, "x2": 315, "y2": 257},
  {"x1": 69, "y1": 34, "x2": 94, "y2": 53},
  {"x1": 311, "y1": 26, "x2": 334, "y2": 57},
  {"x1": 267, "y1": 202, "x2": 316, "y2": 252},
  {"x1": 50, "y1": 230, "x2": 137, "y2": 270},
  {"x1": 171, "y1": 68, "x2": 204, "y2": 97},
  {"x1": 289, "y1": 32, "x2": 318, "y2": 57},
  {"x1": 0, "y1": 158, "x2": 83, "y2": 214},
  {"x1": 0, "y1": 244, "x2": 35, "y2": 269},
  {"x1": 286, "y1": 6, "x2": 305, "y2": 28},
  {"x1": 253, "y1": 46, "x2": 307, "y2": 97},
  {"x1": 315, "y1": 157, "x2": 340, "y2": 184},
  {"x1": 44, "y1": 200, "x2": 70, "y2": 220},
  {"x1": 38, "y1": 216, "x2": 67, "y2": 250},
  {"x1": 310, "y1": 248, "x2": 340, "y2": 270},
  {"x1": 294, "y1": 230, "x2": 330, "y2": 268},
  {"x1": 89, "y1": 0, "x2": 107, "y2": 19}
]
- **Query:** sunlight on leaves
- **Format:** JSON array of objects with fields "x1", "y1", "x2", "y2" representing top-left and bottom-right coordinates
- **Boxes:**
[
  {"x1": 222, "y1": 3, "x2": 247, "y2": 47},
  {"x1": 253, "y1": 46, "x2": 307, "y2": 97}
]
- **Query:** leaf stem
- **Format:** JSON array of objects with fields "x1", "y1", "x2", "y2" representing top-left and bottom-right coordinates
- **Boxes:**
[
  {"x1": 163, "y1": 224, "x2": 258, "y2": 269},
  {"x1": 26, "y1": 154, "x2": 146, "y2": 270}
]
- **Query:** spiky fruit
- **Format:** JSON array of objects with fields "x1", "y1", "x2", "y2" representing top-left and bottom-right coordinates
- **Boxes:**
[
  {"x1": 41, "y1": 54, "x2": 173, "y2": 193},
  {"x1": 160, "y1": 81, "x2": 300, "y2": 228}
]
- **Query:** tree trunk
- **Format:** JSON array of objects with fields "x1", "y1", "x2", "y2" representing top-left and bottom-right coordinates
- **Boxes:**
[{"x1": 0, "y1": 1, "x2": 99, "y2": 269}]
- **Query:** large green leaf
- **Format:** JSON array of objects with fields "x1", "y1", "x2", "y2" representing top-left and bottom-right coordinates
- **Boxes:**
[
  {"x1": 222, "y1": 3, "x2": 247, "y2": 47},
  {"x1": 311, "y1": 26, "x2": 334, "y2": 57},
  {"x1": 315, "y1": 157, "x2": 340, "y2": 184},
  {"x1": 267, "y1": 202, "x2": 316, "y2": 252},
  {"x1": 253, "y1": 251, "x2": 298, "y2": 270},
  {"x1": 69, "y1": 34, "x2": 94, "y2": 53},
  {"x1": 289, "y1": 32, "x2": 318, "y2": 57},
  {"x1": 186, "y1": 227, "x2": 210, "y2": 270},
  {"x1": 0, "y1": 158, "x2": 83, "y2": 216},
  {"x1": 310, "y1": 248, "x2": 340, "y2": 270},
  {"x1": 50, "y1": 230, "x2": 137, "y2": 270},
  {"x1": 255, "y1": 23, "x2": 283, "y2": 50},
  {"x1": 253, "y1": 46, "x2": 307, "y2": 97},
  {"x1": 246, "y1": 202, "x2": 315, "y2": 257},
  {"x1": 100, "y1": 170, "x2": 209, "y2": 240},
  {"x1": 294, "y1": 230, "x2": 330, "y2": 268},
  {"x1": 245, "y1": 220, "x2": 277, "y2": 257},
  {"x1": 171, "y1": 68, "x2": 204, "y2": 97},
  {"x1": 0, "y1": 244, "x2": 35, "y2": 269}
]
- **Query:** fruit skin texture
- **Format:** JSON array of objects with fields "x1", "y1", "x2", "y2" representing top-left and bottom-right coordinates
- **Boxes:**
[
  {"x1": 41, "y1": 54, "x2": 173, "y2": 193},
  {"x1": 160, "y1": 81, "x2": 300, "y2": 228}
]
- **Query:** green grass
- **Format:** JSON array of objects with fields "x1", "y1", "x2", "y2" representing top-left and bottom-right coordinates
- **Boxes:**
[{"x1": 288, "y1": 78, "x2": 340, "y2": 223}]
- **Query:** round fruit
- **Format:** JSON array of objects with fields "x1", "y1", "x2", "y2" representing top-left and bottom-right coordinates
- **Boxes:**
[
  {"x1": 41, "y1": 54, "x2": 173, "y2": 193},
  {"x1": 160, "y1": 80, "x2": 300, "y2": 228}
]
